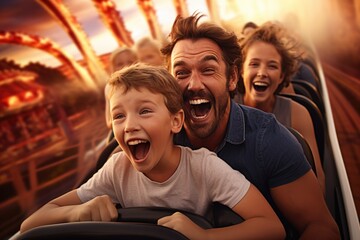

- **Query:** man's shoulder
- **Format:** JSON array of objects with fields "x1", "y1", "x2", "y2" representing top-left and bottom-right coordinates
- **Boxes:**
[
  {"x1": 238, "y1": 103, "x2": 273, "y2": 116},
  {"x1": 233, "y1": 103, "x2": 294, "y2": 146},
  {"x1": 236, "y1": 103, "x2": 278, "y2": 127}
]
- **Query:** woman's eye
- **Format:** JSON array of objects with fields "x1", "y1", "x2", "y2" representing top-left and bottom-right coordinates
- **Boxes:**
[{"x1": 269, "y1": 64, "x2": 279, "y2": 69}]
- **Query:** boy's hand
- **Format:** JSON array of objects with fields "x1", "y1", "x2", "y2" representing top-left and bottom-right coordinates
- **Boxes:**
[
  {"x1": 70, "y1": 195, "x2": 118, "y2": 222},
  {"x1": 158, "y1": 212, "x2": 206, "y2": 240}
]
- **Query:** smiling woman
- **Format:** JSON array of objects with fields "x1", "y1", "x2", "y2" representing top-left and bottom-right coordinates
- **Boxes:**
[{"x1": 237, "y1": 21, "x2": 326, "y2": 193}]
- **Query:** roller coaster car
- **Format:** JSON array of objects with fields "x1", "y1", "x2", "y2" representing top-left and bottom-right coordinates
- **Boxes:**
[
  {"x1": 15, "y1": 204, "x2": 244, "y2": 240},
  {"x1": 12, "y1": 55, "x2": 360, "y2": 240}
]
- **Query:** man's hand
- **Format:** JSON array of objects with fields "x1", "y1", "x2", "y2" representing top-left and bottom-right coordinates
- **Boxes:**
[{"x1": 158, "y1": 212, "x2": 206, "y2": 240}]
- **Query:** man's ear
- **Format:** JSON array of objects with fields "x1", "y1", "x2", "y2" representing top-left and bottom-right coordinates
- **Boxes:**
[
  {"x1": 171, "y1": 109, "x2": 184, "y2": 133},
  {"x1": 280, "y1": 72, "x2": 285, "y2": 82},
  {"x1": 229, "y1": 65, "x2": 239, "y2": 91}
]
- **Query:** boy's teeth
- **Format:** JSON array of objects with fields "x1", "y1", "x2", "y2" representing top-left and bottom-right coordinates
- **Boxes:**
[{"x1": 128, "y1": 140, "x2": 147, "y2": 145}]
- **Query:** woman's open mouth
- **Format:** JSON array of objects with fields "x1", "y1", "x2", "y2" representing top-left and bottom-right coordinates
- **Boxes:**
[{"x1": 253, "y1": 82, "x2": 269, "y2": 92}]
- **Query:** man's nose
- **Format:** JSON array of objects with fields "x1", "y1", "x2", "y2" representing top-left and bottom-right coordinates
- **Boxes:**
[{"x1": 188, "y1": 73, "x2": 205, "y2": 91}]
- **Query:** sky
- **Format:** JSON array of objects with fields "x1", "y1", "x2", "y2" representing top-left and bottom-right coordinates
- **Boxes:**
[{"x1": 0, "y1": 0, "x2": 348, "y2": 68}]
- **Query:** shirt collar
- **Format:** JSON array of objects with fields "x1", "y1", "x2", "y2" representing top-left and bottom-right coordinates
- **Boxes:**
[{"x1": 223, "y1": 100, "x2": 245, "y2": 145}]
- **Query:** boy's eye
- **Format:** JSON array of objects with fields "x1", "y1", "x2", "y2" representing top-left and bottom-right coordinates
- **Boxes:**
[
  {"x1": 140, "y1": 109, "x2": 152, "y2": 115},
  {"x1": 113, "y1": 113, "x2": 124, "y2": 120}
]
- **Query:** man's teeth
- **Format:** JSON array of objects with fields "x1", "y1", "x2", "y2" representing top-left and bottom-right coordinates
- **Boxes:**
[
  {"x1": 128, "y1": 140, "x2": 147, "y2": 145},
  {"x1": 189, "y1": 99, "x2": 209, "y2": 105}
]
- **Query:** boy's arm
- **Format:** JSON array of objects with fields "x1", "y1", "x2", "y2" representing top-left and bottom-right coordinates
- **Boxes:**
[
  {"x1": 158, "y1": 184, "x2": 285, "y2": 240},
  {"x1": 20, "y1": 189, "x2": 118, "y2": 233}
]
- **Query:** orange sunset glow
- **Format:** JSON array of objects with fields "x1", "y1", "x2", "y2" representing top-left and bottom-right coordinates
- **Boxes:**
[{"x1": 0, "y1": 0, "x2": 359, "y2": 239}]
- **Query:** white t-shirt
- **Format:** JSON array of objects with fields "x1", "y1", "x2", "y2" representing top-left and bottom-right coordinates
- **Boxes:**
[{"x1": 77, "y1": 146, "x2": 250, "y2": 216}]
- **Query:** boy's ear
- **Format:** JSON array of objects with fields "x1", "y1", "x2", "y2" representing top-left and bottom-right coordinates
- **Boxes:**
[{"x1": 171, "y1": 109, "x2": 184, "y2": 133}]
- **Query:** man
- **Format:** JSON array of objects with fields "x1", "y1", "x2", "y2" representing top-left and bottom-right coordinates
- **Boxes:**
[{"x1": 161, "y1": 13, "x2": 339, "y2": 239}]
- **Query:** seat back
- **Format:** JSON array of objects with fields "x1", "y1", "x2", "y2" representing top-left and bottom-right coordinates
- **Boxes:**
[
  {"x1": 280, "y1": 93, "x2": 325, "y2": 163},
  {"x1": 287, "y1": 127, "x2": 316, "y2": 175},
  {"x1": 292, "y1": 79, "x2": 325, "y2": 115},
  {"x1": 77, "y1": 137, "x2": 119, "y2": 187},
  {"x1": 302, "y1": 58, "x2": 320, "y2": 83},
  {"x1": 293, "y1": 61, "x2": 321, "y2": 91}
]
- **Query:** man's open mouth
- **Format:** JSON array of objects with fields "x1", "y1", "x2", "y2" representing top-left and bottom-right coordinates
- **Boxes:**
[
  {"x1": 253, "y1": 82, "x2": 269, "y2": 92},
  {"x1": 127, "y1": 139, "x2": 150, "y2": 160},
  {"x1": 188, "y1": 99, "x2": 212, "y2": 119}
]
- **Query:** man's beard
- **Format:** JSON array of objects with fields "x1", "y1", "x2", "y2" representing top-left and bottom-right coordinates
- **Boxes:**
[{"x1": 184, "y1": 89, "x2": 229, "y2": 139}]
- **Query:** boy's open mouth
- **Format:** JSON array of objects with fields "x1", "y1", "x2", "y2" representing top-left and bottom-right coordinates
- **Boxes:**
[{"x1": 127, "y1": 139, "x2": 150, "y2": 160}]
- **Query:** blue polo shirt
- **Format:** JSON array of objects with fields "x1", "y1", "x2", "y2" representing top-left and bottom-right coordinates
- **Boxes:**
[{"x1": 174, "y1": 100, "x2": 311, "y2": 229}]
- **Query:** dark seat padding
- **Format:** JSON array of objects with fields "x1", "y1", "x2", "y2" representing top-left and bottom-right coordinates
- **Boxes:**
[
  {"x1": 280, "y1": 93, "x2": 326, "y2": 164},
  {"x1": 292, "y1": 80, "x2": 324, "y2": 115},
  {"x1": 16, "y1": 222, "x2": 188, "y2": 240},
  {"x1": 287, "y1": 127, "x2": 316, "y2": 175}
]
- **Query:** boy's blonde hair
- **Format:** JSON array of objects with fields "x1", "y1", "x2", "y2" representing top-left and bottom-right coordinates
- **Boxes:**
[{"x1": 108, "y1": 63, "x2": 183, "y2": 114}]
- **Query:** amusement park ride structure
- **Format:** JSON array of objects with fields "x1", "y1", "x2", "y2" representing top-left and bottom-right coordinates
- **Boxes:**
[
  {"x1": 0, "y1": 0, "x2": 217, "y2": 238},
  {"x1": 0, "y1": 0, "x2": 359, "y2": 239}
]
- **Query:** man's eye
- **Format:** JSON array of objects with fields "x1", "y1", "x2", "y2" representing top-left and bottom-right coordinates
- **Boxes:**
[
  {"x1": 203, "y1": 68, "x2": 215, "y2": 75},
  {"x1": 175, "y1": 70, "x2": 189, "y2": 79}
]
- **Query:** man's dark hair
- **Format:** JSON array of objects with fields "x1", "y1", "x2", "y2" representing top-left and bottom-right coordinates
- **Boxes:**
[{"x1": 161, "y1": 13, "x2": 242, "y2": 98}]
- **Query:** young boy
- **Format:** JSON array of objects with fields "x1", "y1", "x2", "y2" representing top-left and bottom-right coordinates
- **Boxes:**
[{"x1": 20, "y1": 64, "x2": 285, "y2": 240}]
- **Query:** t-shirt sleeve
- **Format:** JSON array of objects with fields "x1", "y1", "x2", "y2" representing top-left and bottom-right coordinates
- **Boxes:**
[
  {"x1": 77, "y1": 154, "x2": 118, "y2": 203},
  {"x1": 261, "y1": 117, "x2": 312, "y2": 188},
  {"x1": 204, "y1": 150, "x2": 250, "y2": 209}
]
